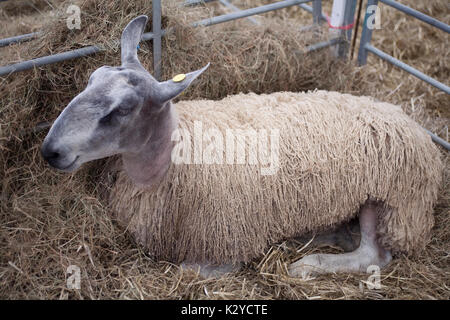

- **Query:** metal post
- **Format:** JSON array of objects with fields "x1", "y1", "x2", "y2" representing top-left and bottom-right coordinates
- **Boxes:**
[
  {"x1": 312, "y1": 0, "x2": 322, "y2": 25},
  {"x1": 153, "y1": 0, "x2": 162, "y2": 81},
  {"x1": 357, "y1": 0, "x2": 379, "y2": 65},
  {"x1": 328, "y1": 0, "x2": 357, "y2": 58},
  {"x1": 344, "y1": 1, "x2": 357, "y2": 40},
  {"x1": 329, "y1": 0, "x2": 347, "y2": 57}
]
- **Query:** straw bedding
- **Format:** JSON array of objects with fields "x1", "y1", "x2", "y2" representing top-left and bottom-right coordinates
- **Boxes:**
[
  {"x1": 108, "y1": 90, "x2": 443, "y2": 265},
  {"x1": 0, "y1": 0, "x2": 448, "y2": 299}
]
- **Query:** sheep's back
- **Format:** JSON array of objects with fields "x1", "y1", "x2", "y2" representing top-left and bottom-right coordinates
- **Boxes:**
[{"x1": 108, "y1": 91, "x2": 442, "y2": 264}]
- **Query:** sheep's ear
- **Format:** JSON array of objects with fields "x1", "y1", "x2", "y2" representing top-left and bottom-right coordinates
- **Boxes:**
[
  {"x1": 155, "y1": 63, "x2": 210, "y2": 104},
  {"x1": 121, "y1": 15, "x2": 148, "y2": 66}
]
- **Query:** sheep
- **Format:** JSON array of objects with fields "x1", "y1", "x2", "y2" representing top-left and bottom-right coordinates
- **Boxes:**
[{"x1": 41, "y1": 16, "x2": 443, "y2": 279}]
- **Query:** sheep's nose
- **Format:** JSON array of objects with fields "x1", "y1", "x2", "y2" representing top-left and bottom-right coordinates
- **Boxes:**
[{"x1": 41, "y1": 143, "x2": 61, "y2": 164}]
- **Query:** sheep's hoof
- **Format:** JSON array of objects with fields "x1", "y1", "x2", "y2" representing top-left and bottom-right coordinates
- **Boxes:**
[
  {"x1": 180, "y1": 262, "x2": 241, "y2": 279},
  {"x1": 288, "y1": 255, "x2": 324, "y2": 280}
]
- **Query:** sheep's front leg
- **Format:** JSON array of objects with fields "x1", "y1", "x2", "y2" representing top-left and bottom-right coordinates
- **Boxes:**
[
  {"x1": 180, "y1": 262, "x2": 241, "y2": 279},
  {"x1": 289, "y1": 203, "x2": 392, "y2": 279}
]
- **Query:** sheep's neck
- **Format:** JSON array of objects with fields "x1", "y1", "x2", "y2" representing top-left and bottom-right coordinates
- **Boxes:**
[{"x1": 121, "y1": 103, "x2": 177, "y2": 188}]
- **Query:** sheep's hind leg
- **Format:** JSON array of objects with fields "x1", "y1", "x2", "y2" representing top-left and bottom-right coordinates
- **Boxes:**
[
  {"x1": 289, "y1": 203, "x2": 392, "y2": 279},
  {"x1": 180, "y1": 262, "x2": 241, "y2": 279}
]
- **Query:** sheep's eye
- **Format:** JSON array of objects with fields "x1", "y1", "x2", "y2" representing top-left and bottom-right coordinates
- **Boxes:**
[
  {"x1": 116, "y1": 105, "x2": 133, "y2": 116},
  {"x1": 99, "y1": 111, "x2": 114, "y2": 125},
  {"x1": 99, "y1": 106, "x2": 133, "y2": 125}
]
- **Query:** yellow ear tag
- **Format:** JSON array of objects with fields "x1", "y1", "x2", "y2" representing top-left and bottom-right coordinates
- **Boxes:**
[{"x1": 172, "y1": 74, "x2": 186, "y2": 82}]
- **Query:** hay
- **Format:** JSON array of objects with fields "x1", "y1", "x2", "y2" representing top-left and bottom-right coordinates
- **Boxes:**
[
  {"x1": 0, "y1": 0, "x2": 448, "y2": 299},
  {"x1": 108, "y1": 91, "x2": 442, "y2": 265},
  {"x1": 0, "y1": 0, "x2": 60, "y2": 16}
]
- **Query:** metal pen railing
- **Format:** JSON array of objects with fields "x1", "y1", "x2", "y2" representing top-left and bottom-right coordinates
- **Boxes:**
[
  {"x1": 357, "y1": 0, "x2": 449, "y2": 150},
  {"x1": 0, "y1": 0, "x2": 341, "y2": 78},
  {"x1": 358, "y1": 0, "x2": 450, "y2": 94}
]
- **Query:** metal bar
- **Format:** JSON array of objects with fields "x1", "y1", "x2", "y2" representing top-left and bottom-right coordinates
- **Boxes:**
[
  {"x1": 0, "y1": 45, "x2": 102, "y2": 76},
  {"x1": 350, "y1": 0, "x2": 363, "y2": 60},
  {"x1": 379, "y1": 0, "x2": 450, "y2": 33},
  {"x1": 328, "y1": 0, "x2": 357, "y2": 58},
  {"x1": 184, "y1": 0, "x2": 217, "y2": 6},
  {"x1": 337, "y1": 0, "x2": 357, "y2": 58},
  {"x1": 306, "y1": 37, "x2": 342, "y2": 52},
  {"x1": 425, "y1": 130, "x2": 450, "y2": 151},
  {"x1": 344, "y1": 1, "x2": 357, "y2": 42},
  {"x1": 312, "y1": 0, "x2": 322, "y2": 25},
  {"x1": 152, "y1": 0, "x2": 162, "y2": 80},
  {"x1": 357, "y1": 0, "x2": 378, "y2": 65},
  {"x1": 219, "y1": 0, "x2": 260, "y2": 25},
  {"x1": 365, "y1": 44, "x2": 450, "y2": 94},
  {"x1": 298, "y1": 3, "x2": 327, "y2": 21},
  {"x1": 193, "y1": 0, "x2": 312, "y2": 27},
  {"x1": 0, "y1": 32, "x2": 41, "y2": 48}
]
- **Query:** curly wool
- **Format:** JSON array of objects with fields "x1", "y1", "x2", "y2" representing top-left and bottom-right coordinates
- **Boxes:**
[{"x1": 107, "y1": 90, "x2": 443, "y2": 265}]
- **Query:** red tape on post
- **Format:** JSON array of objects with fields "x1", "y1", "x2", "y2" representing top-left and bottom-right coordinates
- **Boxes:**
[{"x1": 324, "y1": 13, "x2": 355, "y2": 30}]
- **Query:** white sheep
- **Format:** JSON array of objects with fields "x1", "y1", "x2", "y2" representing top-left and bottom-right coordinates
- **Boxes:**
[{"x1": 41, "y1": 16, "x2": 442, "y2": 279}]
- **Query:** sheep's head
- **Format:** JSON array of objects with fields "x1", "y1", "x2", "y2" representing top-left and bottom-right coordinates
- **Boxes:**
[{"x1": 41, "y1": 15, "x2": 208, "y2": 172}]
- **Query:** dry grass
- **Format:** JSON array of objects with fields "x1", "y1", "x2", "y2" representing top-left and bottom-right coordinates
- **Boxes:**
[{"x1": 0, "y1": 0, "x2": 448, "y2": 299}]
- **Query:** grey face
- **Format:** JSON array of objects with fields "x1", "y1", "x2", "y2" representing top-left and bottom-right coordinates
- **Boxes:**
[
  {"x1": 41, "y1": 66, "x2": 152, "y2": 171},
  {"x1": 41, "y1": 15, "x2": 209, "y2": 172}
]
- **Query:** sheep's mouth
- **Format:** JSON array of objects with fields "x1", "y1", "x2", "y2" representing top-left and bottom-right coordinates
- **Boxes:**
[{"x1": 57, "y1": 156, "x2": 80, "y2": 172}]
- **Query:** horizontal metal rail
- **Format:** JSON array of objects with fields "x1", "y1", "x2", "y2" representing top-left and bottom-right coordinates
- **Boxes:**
[
  {"x1": 184, "y1": 0, "x2": 217, "y2": 6},
  {"x1": 0, "y1": 32, "x2": 41, "y2": 47},
  {"x1": 0, "y1": 33, "x2": 340, "y2": 77},
  {"x1": 193, "y1": 0, "x2": 312, "y2": 27},
  {"x1": 0, "y1": 45, "x2": 103, "y2": 76},
  {"x1": 379, "y1": 0, "x2": 450, "y2": 33},
  {"x1": 365, "y1": 44, "x2": 450, "y2": 94},
  {"x1": 425, "y1": 130, "x2": 450, "y2": 151},
  {"x1": 306, "y1": 37, "x2": 342, "y2": 51},
  {"x1": 218, "y1": 0, "x2": 260, "y2": 25}
]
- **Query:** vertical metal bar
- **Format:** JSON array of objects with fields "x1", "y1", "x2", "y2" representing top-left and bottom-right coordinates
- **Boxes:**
[
  {"x1": 344, "y1": 1, "x2": 357, "y2": 42},
  {"x1": 357, "y1": 0, "x2": 379, "y2": 65},
  {"x1": 329, "y1": 0, "x2": 346, "y2": 57},
  {"x1": 350, "y1": 0, "x2": 363, "y2": 60},
  {"x1": 337, "y1": 0, "x2": 357, "y2": 58},
  {"x1": 312, "y1": 0, "x2": 322, "y2": 25},
  {"x1": 152, "y1": 0, "x2": 162, "y2": 80}
]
